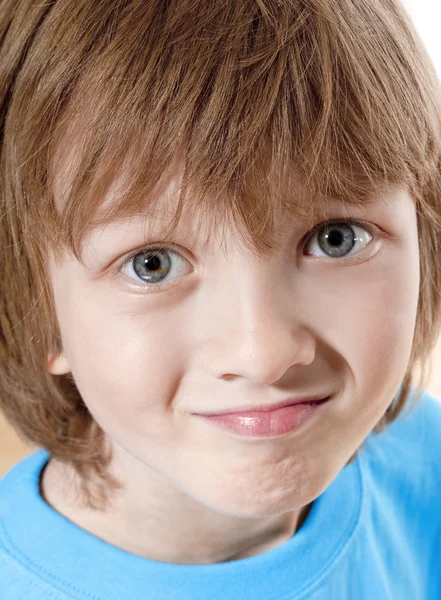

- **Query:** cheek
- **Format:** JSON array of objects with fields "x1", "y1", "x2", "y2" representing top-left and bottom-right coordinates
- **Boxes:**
[
  {"x1": 55, "y1": 292, "x2": 189, "y2": 441},
  {"x1": 319, "y1": 245, "x2": 420, "y2": 403}
]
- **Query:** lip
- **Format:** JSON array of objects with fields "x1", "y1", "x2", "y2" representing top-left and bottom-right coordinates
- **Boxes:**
[
  {"x1": 195, "y1": 397, "x2": 331, "y2": 437},
  {"x1": 193, "y1": 395, "x2": 331, "y2": 417}
]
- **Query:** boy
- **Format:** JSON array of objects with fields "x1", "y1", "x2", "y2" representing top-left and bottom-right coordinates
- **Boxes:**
[{"x1": 1, "y1": 0, "x2": 441, "y2": 598}]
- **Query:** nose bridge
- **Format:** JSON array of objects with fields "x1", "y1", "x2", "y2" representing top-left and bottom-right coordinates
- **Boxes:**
[
  {"x1": 201, "y1": 251, "x2": 316, "y2": 384},
  {"x1": 230, "y1": 265, "x2": 285, "y2": 330},
  {"x1": 209, "y1": 244, "x2": 296, "y2": 326}
]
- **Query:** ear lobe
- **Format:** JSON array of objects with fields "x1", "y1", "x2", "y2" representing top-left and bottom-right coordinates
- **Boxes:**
[{"x1": 47, "y1": 350, "x2": 71, "y2": 375}]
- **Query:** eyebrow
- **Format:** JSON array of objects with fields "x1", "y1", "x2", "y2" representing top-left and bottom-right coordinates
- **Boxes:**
[
  {"x1": 85, "y1": 190, "x2": 388, "y2": 250},
  {"x1": 84, "y1": 212, "x2": 212, "y2": 257}
]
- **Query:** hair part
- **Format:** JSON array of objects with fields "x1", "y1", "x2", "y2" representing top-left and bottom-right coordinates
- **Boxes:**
[{"x1": 1, "y1": 0, "x2": 441, "y2": 509}]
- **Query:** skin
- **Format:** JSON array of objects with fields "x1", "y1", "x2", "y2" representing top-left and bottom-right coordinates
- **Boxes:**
[{"x1": 41, "y1": 170, "x2": 420, "y2": 565}]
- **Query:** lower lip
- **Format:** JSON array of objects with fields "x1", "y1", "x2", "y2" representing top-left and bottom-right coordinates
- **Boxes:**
[{"x1": 195, "y1": 398, "x2": 330, "y2": 437}]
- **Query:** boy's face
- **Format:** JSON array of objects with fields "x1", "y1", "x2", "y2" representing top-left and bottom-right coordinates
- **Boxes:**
[{"x1": 47, "y1": 173, "x2": 419, "y2": 548}]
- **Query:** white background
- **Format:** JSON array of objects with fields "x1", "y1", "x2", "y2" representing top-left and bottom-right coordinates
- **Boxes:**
[{"x1": 402, "y1": 0, "x2": 441, "y2": 77}]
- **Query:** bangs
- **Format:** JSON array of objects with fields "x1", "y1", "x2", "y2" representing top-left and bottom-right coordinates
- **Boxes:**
[{"x1": 11, "y1": 0, "x2": 437, "y2": 263}]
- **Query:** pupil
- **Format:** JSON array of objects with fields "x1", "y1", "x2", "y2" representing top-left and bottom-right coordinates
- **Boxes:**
[
  {"x1": 146, "y1": 255, "x2": 161, "y2": 271},
  {"x1": 327, "y1": 230, "x2": 343, "y2": 247}
]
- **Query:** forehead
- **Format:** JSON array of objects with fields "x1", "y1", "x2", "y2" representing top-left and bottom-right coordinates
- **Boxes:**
[
  {"x1": 52, "y1": 130, "x2": 411, "y2": 263},
  {"x1": 83, "y1": 179, "x2": 408, "y2": 252},
  {"x1": 84, "y1": 167, "x2": 381, "y2": 237}
]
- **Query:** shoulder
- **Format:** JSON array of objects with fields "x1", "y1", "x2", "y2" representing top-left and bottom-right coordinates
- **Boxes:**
[
  {"x1": 361, "y1": 387, "x2": 441, "y2": 511},
  {"x1": 364, "y1": 387, "x2": 441, "y2": 452},
  {"x1": 0, "y1": 450, "x2": 46, "y2": 542},
  {"x1": 0, "y1": 451, "x2": 67, "y2": 599},
  {"x1": 385, "y1": 388, "x2": 441, "y2": 461},
  {"x1": 0, "y1": 449, "x2": 46, "y2": 502},
  {"x1": 352, "y1": 389, "x2": 441, "y2": 598}
]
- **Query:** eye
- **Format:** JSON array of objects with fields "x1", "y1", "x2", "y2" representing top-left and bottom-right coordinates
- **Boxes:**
[
  {"x1": 120, "y1": 246, "x2": 192, "y2": 292},
  {"x1": 304, "y1": 219, "x2": 375, "y2": 264}
]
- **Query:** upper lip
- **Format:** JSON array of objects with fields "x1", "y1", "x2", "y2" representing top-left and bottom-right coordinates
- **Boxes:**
[{"x1": 194, "y1": 395, "x2": 331, "y2": 416}]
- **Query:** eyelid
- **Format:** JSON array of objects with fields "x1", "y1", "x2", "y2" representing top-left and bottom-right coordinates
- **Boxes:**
[
  {"x1": 305, "y1": 217, "x2": 378, "y2": 238},
  {"x1": 303, "y1": 217, "x2": 382, "y2": 264},
  {"x1": 117, "y1": 243, "x2": 192, "y2": 292},
  {"x1": 111, "y1": 217, "x2": 385, "y2": 292},
  {"x1": 117, "y1": 218, "x2": 378, "y2": 262},
  {"x1": 114, "y1": 218, "x2": 379, "y2": 266},
  {"x1": 121, "y1": 242, "x2": 179, "y2": 263}
]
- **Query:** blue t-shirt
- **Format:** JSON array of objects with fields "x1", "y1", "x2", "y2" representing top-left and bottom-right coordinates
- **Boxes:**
[{"x1": 1, "y1": 387, "x2": 441, "y2": 599}]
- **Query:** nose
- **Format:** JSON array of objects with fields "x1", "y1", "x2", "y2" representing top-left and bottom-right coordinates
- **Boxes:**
[{"x1": 203, "y1": 279, "x2": 316, "y2": 387}]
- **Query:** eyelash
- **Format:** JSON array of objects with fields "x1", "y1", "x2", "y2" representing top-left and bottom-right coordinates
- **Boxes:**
[{"x1": 118, "y1": 218, "x2": 378, "y2": 293}]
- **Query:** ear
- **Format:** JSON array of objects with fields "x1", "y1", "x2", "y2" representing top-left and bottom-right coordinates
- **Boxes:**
[{"x1": 47, "y1": 350, "x2": 71, "y2": 375}]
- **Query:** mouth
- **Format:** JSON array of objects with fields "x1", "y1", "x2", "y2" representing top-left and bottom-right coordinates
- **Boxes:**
[
  {"x1": 193, "y1": 395, "x2": 331, "y2": 417},
  {"x1": 194, "y1": 396, "x2": 332, "y2": 437}
]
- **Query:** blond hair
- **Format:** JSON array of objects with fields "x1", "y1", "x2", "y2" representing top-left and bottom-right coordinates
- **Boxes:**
[{"x1": 1, "y1": 0, "x2": 441, "y2": 509}]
